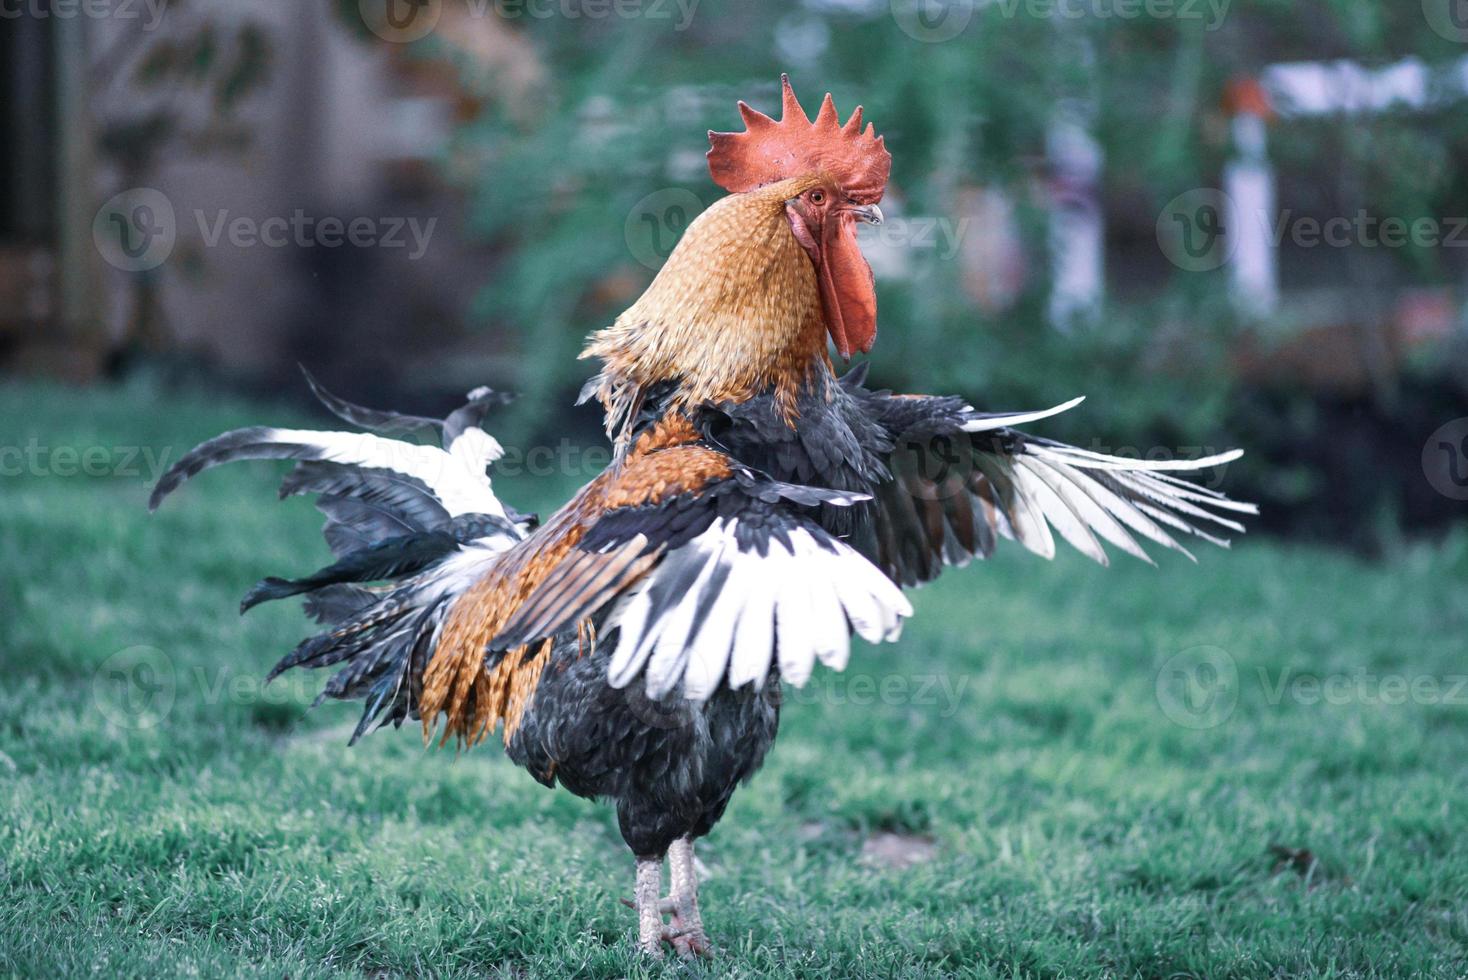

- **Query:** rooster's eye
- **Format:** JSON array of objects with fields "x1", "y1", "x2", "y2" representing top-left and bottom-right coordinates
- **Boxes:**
[{"x1": 810, "y1": 190, "x2": 825, "y2": 205}]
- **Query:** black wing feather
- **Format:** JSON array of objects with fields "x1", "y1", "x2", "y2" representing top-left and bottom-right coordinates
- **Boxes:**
[{"x1": 849, "y1": 388, "x2": 1256, "y2": 585}]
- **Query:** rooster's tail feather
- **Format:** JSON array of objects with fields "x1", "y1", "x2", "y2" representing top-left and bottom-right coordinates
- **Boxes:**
[{"x1": 149, "y1": 372, "x2": 529, "y2": 742}]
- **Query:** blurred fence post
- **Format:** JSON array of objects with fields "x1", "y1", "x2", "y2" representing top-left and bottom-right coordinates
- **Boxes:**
[
  {"x1": 1223, "y1": 78, "x2": 1278, "y2": 319},
  {"x1": 1046, "y1": 97, "x2": 1104, "y2": 331}
]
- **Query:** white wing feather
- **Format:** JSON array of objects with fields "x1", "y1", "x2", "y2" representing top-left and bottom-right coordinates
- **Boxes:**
[{"x1": 606, "y1": 519, "x2": 912, "y2": 700}]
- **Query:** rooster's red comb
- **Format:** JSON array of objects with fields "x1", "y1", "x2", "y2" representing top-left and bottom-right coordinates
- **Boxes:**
[{"x1": 707, "y1": 75, "x2": 890, "y2": 204}]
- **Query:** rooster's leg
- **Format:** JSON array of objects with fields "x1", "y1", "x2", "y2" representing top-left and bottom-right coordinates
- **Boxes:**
[
  {"x1": 667, "y1": 836, "x2": 711, "y2": 956},
  {"x1": 634, "y1": 856, "x2": 665, "y2": 956}
]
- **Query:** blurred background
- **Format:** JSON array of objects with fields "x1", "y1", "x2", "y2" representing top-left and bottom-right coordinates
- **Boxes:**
[{"x1": 4, "y1": 0, "x2": 1467, "y2": 549}]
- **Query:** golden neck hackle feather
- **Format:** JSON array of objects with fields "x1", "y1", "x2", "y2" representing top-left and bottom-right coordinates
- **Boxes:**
[{"x1": 581, "y1": 174, "x2": 833, "y2": 442}]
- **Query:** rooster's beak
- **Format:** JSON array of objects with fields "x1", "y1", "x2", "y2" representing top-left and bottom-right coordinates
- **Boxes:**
[{"x1": 848, "y1": 204, "x2": 883, "y2": 225}]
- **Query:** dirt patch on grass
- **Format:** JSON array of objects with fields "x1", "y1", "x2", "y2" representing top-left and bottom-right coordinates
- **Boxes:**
[{"x1": 860, "y1": 832, "x2": 937, "y2": 869}]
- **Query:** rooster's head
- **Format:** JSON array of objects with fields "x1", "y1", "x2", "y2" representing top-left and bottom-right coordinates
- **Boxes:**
[
  {"x1": 584, "y1": 76, "x2": 891, "y2": 436},
  {"x1": 707, "y1": 75, "x2": 891, "y2": 359}
]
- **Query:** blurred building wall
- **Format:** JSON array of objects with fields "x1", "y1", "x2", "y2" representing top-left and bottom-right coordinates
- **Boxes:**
[{"x1": 4, "y1": 0, "x2": 521, "y2": 397}]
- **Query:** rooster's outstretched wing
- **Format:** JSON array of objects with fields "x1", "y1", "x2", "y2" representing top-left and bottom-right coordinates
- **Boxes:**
[{"x1": 849, "y1": 385, "x2": 1258, "y2": 588}]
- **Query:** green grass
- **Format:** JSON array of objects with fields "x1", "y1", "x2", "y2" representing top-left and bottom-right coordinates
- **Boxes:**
[{"x1": 3, "y1": 378, "x2": 1468, "y2": 978}]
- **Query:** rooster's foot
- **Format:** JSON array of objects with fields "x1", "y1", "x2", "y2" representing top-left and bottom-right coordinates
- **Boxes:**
[
  {"x1": 631, "y1": 842, "x2": 713, "y2": 958},
  {"x1": 665, "y1": 913, "x2": 712, "y2": 958},
  {"x1": 667, "y1": 836, "x2": 711, "y2": 957}
]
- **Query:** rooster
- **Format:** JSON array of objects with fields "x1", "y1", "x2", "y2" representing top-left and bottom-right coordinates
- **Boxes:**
[{"x1": 150, "y1": 76, "x2": 1255, "y2": 958}]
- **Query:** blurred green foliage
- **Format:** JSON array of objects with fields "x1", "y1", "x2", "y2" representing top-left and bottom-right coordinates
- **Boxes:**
[{"x1": 407, "y1": 0, "x2": 1468, "y2": 440}]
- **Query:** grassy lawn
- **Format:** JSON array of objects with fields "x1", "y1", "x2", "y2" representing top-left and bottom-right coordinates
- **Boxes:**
[{"x1": 3, "y1": 378, "x2": 1468, "y2": 978}]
